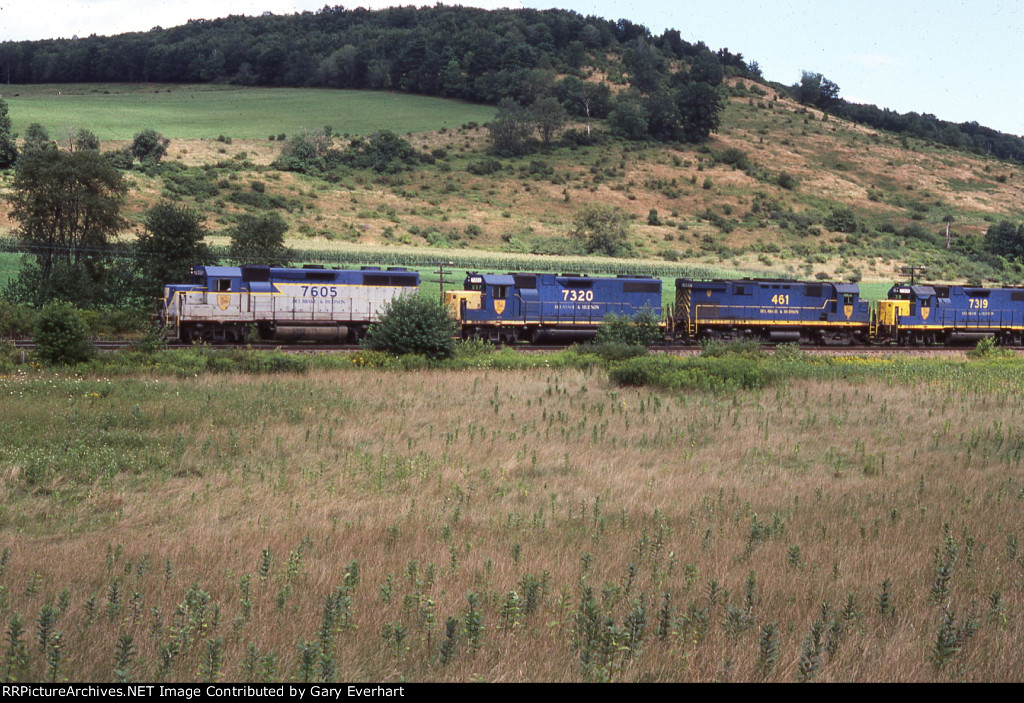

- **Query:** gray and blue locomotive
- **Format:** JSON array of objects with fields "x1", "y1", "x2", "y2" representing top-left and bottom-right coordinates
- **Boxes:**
[{"x1": 162, "y1": 265, "x2": 419, "y2": 343}]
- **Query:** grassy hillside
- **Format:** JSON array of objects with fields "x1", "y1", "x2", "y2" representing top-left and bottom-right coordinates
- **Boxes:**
[
  {"x1": 2, "y1": 81, "x2": 1024, "y2": 285},
  {"x1": 2, "y1": 84, "x2": 496, "y2": 141}
]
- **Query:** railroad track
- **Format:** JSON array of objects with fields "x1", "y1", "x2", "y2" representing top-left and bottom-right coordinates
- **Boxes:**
[{"x1": 8, "y1": 339, "x2": 1015, "y2": 355}]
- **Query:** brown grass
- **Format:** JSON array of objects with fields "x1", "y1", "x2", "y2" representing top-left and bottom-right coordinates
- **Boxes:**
[{"x1": 1, "y1": 367, "x2": 1022, "y2": 681}]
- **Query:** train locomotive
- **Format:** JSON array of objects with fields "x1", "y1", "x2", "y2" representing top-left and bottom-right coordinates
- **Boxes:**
[
  {"x1": 161, "y1": 264, "x2": 419, "y2": 343},
  {"x1": 671, "y1": 278, "x2": 871, "y2": 345},
  {"x1": 873, "y1": 283, "x2": 1024, "y2": 346},
  {"x1": 159, "y1": 264, "x2": 1024, "y2": 349},
  {"x1": 444, "y1": 271, "x2": 662, "y2": 343}
]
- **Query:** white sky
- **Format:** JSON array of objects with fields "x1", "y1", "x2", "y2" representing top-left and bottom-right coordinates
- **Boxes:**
[{"x1": 2, "y1": 0, "x2": 1022, "y2": 136}]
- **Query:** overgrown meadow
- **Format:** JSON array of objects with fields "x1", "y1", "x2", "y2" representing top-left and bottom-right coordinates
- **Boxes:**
[{"x1": 0, "y1": 346, "x2": 1022, "y2": 682}]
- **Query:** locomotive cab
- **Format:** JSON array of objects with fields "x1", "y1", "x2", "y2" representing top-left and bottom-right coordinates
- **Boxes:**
[
  {"x1": 874, "y1": 285, "x2": 938, "y2": 345},
  {"x1": 875, "y1": 286, "x2": 913, "y2": 329},
  {"x1": 444, "y1": 274, "x2": 494, "y2": 322}
]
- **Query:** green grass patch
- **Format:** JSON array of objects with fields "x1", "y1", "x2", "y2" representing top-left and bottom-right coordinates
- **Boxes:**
[
  {"x1": 0, "y1": 252, "x2": 22, "y2": 290},
  {"x1": 4, "y1": 85, "x2": 496, "y2": 140}
]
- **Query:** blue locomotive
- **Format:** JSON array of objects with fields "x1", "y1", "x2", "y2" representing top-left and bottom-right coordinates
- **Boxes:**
[
  {"x1": 672, "y1": 278, "x2": 871, "y2": 344},
  {"x1": 162, "y1": 264, "x2": 419, "y2": 342},
  {"x1": 874, "y1": 283, "x2": 1024, "y2": 345},
  {"x1": 445, "y1": 272, "x2": 662, "y2": 343}
]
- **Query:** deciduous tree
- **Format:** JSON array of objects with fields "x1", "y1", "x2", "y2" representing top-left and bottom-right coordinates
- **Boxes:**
[
  {"x1": 529, "y1": 96, "x2": 567, "y2": 146},
  {"x1": 0, "y1": 97, "x2": 17, "y2": 168},
  {"x1": 986, "y1": 220, "x2": 1024, "y2": 261},
  {"x1": 487, "y1": 98, "x2": 535, "y2": 156},
  {"x1": 6, "y1": 148, "x2": 127, "y2": 276},
  {"x1": 570, "y1": 205, "x2": 634, "y2": 257},
  {"x1": 135, "y1": 203, "x2": 213, "y2": 297},
  {"x1": 228, "y1": 212, "x2": 290, "y2": 265},
  {"x1": 676, "y1": 82, "x2": 725, "y2": 142},
  {"x1": 131, "y1": 128, "x2": 169, "y2": 164},
  {"x1": 794, "y1": 71, "x2": 841, "y2": 110}
]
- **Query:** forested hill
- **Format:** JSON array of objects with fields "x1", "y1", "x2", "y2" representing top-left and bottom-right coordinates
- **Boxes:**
[
  {"x1": 0, "y1": 6, "x2": 754, "y2": 101},
  {"x1": 1, "y1": 5, "x2": 1023, "y2": 162}
]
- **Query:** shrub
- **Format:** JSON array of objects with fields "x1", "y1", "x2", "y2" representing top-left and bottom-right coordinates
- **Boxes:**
[
  {"x1": 609, "y1": 355, "x2": 771, "y2": 392},
  {"x1": 594, "y1": 310, "x2": 662, "y2": 347},
  {"x1": 131, "y1": 129, "x2": 169, "y2": 164},
  {"x1": 699, "y1": 338, "x2": 765, "y2": 358},
  {"x1": 466, "y1": 159, "x2": 503, "y2": 175},
  {"x1": 967, "y1": 337, "x2": 1015, "y2": 359},
  {"x1": 570, "y1": 205, "x2": 635, "y2": 257},
  {"x1": 0, "y1": 301, "x2": 36, "y2": 338},
  {"x1": 777, "y1": 171, "x2": 798, "y2": 190},
  {"x1": 362, "y1": 295, "x2": 459, "y2": 360},
  {"x1": 715, "y1": 147, "x2": 751, "y2": 171},
  {"x1": 824, "y1": 206, "x2": 859, "y2": 233},
  {"x1": 33, "y1": 301, "x2": 94, "y2": 365},
  {"x1": 584, "y1": 341, "x2": 649, "y2": 362}
]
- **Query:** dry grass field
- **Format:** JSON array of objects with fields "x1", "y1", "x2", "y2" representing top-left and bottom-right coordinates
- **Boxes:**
[{"x1": 1, "y1": 359, "x2": 1022, "y2": 682}]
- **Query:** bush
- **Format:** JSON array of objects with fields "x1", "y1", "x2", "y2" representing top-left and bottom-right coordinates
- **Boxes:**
[
  {"x1": 609, "y1": 354, "x2": 771, "y2": 392},
  {"x1": 131, "y1": 129, "x2": 169, "y2": 164},
  {"x1": 33, "y1": 301, "x2": 94, "y2": 365},
  {"x1": 0, "y1": 301, "x2": 36, "y2": 338},
  {"x1": 593, "y1": 310, "x2": 662, "y2": 347},
  {"x1": 776, "y1": 171, "x2": 798, "y2": 190},
  {"x1": 967, "y1": 337, "x2": 1015, "y2": 359},
  {"x1": 824, "y1": 206, "x2": 859, "y2": 233},
  {"x1": 583, "y1": 341, "x2": 649, "y2": 362},
  {"x1": 570, "y1": 205, "x2": 635, "y2": 257},
  {"x1": 362, "y1": 295, "x2": 459, "y2": 360},
  {"x1": 466, "y1": 158, "x2": 503, "y2": 175}
]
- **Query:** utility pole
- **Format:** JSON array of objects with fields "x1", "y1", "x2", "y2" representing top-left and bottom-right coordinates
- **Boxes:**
[
  {"x1": 433, "y1": 261, "x2": 455, "y2": 303},
  {"x1": 901, "y1": 265, "x2": 926, "y2": 285}
]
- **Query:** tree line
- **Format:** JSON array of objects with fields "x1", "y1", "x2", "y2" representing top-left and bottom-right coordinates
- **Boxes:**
[
  {"x1": 790, "y1": 71, "x2": 1024, "y2": 164},
  {"x1": 0, "y1": 6, "x2": 754, "y2": 103},
  {"x1": 0, "y1": 111, "x2": 290, "y2": 311}
]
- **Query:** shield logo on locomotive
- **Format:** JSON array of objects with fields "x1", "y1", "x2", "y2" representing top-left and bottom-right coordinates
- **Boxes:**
[
  {"x1": 217, "y1": 294, "x2": 231, "y2": 311},
  {"x1": 844, "y1": 304, "x2": 853, "y2": 320},
  {"x1": 494, "y1": 300, "x2": 506, "y2": 315}
]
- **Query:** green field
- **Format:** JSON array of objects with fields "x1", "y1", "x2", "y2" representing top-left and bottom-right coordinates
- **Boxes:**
[
  {"x1": 0, "y1": 252, "x2": 21, "y2": 290},
  {"x1": 2, "y1": 85, "x2": 496, "y2": 140}
]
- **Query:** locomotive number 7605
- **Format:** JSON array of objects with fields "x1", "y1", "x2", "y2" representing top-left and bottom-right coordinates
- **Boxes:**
[{"x1": 300, "y1": 285, "x2": 338, "y2": 298}]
